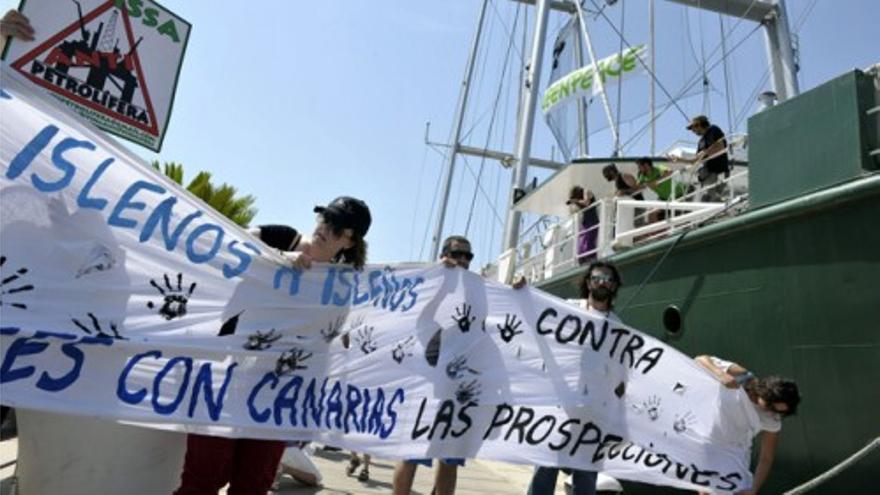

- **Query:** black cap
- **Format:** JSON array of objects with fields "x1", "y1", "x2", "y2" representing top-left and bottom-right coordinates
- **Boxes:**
[
  {"x1": 314, "y1": 196, "x2": 372, "y2": 237},
  {"x1": 686, "y1": 115, "x2": 710, "y2": 130}
]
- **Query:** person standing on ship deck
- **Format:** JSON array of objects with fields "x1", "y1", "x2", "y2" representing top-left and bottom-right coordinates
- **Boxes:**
[
  {"x1": 567, "y1": 186, "x2": 599, "y2": 264},
  {"x1": 671, "y1": 115, "x2": 731, "y2": 202},
  {"x1": 634, "y1": 157, "x2": 686, "y2": 223},
  {"x1": 602, "y1": 163, "x2": 645, "y2": 226}
]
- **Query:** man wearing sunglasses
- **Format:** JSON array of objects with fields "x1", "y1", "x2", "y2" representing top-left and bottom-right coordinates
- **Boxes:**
[
  {"x1": 528, "y1": 260, "x2": 622, "y2": 495},
  {"x1": 694, "y1": 355, "x2": 800, "y2": 495},
  {"x1": 392, "y1": 235, "x2": 473, "y2": 495},
  {"x1": 439, "y1": 235, "x2": 474, "y2": 269}
]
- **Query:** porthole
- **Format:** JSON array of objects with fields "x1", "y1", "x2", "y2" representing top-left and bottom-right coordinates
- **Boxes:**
[{"x1": 663, "y1": 305, "x2": 683, "y2": 335}]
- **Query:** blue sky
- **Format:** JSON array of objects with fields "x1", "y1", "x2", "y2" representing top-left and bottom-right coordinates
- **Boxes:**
[{"x1": 4, "y1": 0, "x2": 878, "y2": 269}]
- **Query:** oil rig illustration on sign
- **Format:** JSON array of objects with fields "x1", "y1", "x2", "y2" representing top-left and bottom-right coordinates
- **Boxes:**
[{"x1": 42, "y1": 1, "x2": 146, "y2": 119}]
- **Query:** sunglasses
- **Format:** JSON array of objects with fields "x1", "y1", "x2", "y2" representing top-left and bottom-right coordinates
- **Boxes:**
[
  {"x1": 447, "y1": 250, "x2": 474, "y2": 262},
  {"x1": 589, "y1": 274, "x2": 615, "y2": 284}
]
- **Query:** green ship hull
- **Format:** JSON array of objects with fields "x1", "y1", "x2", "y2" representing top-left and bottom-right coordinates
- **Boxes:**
[{"x1": 537, "y1": 70, "x2": 880, "y2": 493}]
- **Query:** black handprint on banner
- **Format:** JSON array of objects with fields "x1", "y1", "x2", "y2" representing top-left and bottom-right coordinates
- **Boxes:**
[
  {"x1": 452, "y1": 303, "x2": 476, "y2": 333},
  {"x1": 244, "y1": 329, "x2": 282, "y2": 351},
  {"x1": 455, "y1": 379, "x2": 482, "y2": 405},
  {"x1": 392, "y1": 336, "x2": 416, "y2": 363},
  {"x1": 275, "y1": 347, "x2": 313, "y2": 375},
  {"x1": 673, "y1": 411, "x2": 697, "y2": 433},
  {"x1": 641, "y1": 395, "x2": 662, "y2": 421},
  {"x1": 71, "y1": 313, "x2": 125, "y2": 340},
  {"x1": 354, "y1": 326, "x2": 377, "y2": 354},
  {"x1": 0, "y1": 255, "x2": 34, "y2": 310},
  {"x1": 320, "y1": 316, "x2": 346, "y2": 343},
  {"x1": 497, "y1": 314, "x2": 524, "y2": 343},
  {"x1": 446, "y1": 355, "x2": 480, "y2": 380},
  {"x1": 146, "y1": 273, "x2": 196, "y2": 320}
]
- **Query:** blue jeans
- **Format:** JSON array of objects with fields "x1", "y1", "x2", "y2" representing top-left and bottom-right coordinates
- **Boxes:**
[{"x1": 527, "y1": 466, "x2": 597, "y2": 495}]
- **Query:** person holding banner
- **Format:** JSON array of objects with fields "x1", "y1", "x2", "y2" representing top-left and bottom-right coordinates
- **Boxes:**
[
  {"x1": 527, "y1": 260, "x2": 623, "y2": 495},
  {"x1": 175, "y1": 196, "x2": 371, "y2": 495},
  {"x1": 0, "y1": 9, "x2": 35, "y2": 44},
  {"x1": 0, "y1": 8, "x2": 34, "y2": 430},
  {"x1": 392, "y1": 235, "x2": 474, "y2": 495},
  {"x1": 694, "y1": 355, "x2": 801, "y2": 495}
]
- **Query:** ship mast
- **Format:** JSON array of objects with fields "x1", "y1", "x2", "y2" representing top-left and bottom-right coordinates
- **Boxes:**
[
  {"x1": 429, "y1": 0, "x2": 491, "y2": 259},
  {"x1": 501, "y1": 0, "x2": 552, "y2": 257}
]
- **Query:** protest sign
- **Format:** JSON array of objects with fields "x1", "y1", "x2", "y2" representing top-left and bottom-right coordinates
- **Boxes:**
[
  {"x1": 2, "y1": 0, "x2": 190, "y2": 151},
  {"x1": 1, "y1": 64, "x2": 755, "y2": 492}
]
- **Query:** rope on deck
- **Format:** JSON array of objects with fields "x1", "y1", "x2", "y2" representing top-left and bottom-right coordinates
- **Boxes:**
[{"x1": 783, "y1": 436, "x2": 880, "y2": 494}]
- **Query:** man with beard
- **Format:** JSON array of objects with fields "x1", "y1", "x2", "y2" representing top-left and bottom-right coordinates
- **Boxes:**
[{"x1": 527, "y1": 260, "x2": 622, "y2": 495}]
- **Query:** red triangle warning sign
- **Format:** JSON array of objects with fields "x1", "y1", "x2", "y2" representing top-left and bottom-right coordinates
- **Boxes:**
[{"x1": 11, "y1": 0, "x2": 159, "y2": 136}]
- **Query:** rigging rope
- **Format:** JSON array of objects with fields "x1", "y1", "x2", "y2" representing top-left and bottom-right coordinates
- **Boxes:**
[
  {"x1": 621, "y1": 21, "x2": 764, "y2": 152},
  {"x1": 594, "y1": 0, "x2": 766, "y2": 148},
  {"x1": 586, "y1": 0, "x2": 690, "y2": 121},
  {"x1": 783, "y1": 437, "x2": 880, "y2": 495},
  {"x1": 733, "y1": 0, "x2": 817, "y2": 133},
  {"x1": 409, "y1": 139, "x2": 431, "y2": 260},
  {"x1": 614, "y1": 0, "x2": 626, "y2": 156},
  {"x1": 465, "y1": 1, "x2": 521, "y2": 237},
  {"x1": 419, "y1": 147, "x2": 450, "y2": 261},
  {"x1": 618, "y1": 196, "x2": 747, "y2": 314},
  {"x1": 720, "y1": 14, "x2": 735, "y2": 134}
]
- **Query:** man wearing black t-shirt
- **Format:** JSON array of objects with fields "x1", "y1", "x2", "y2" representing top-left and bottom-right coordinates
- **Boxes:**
[{"x1": 684, "y1": 115, "x2": 730, "y2": 202}]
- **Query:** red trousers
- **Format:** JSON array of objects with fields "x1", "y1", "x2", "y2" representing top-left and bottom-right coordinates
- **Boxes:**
[{"x1": 174, "y1": 434, "x2": 286, "y2": 495}]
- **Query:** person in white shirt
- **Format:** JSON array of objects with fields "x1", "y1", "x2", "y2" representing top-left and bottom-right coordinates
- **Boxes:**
[
  {"x1": 695, "y1": 355, "x2": 801, "y2": 494},
  {"x1": 528, "y1": 261, "x2": 623, "y2": 495}
]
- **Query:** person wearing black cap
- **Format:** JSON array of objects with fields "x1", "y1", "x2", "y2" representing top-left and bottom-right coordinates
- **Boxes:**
[
  {"x1": 174, "y1": 196, "x2": 371, "y2": 495},
  {"x1": 255, "y1": 195, "x2": 371, "y2": 270},
  {"x1": 675, "y1": 115, "x2": 730, "y2": 202}
]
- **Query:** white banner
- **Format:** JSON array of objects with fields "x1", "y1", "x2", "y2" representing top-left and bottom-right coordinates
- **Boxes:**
[
  {"x1": 541, "y1": 45, "x2": 647, "y2": 114},
  {"x1": 3, "y1": 0, "x2": 190, "y2": 151},
  {"x1": 1, "y1": 64, "x2": 754, "y2": 493}
]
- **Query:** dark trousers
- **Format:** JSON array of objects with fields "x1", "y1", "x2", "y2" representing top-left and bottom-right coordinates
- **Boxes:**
[
  {"x1": 527, "y1": 466, "x2": 597, "y2": 495},
  {"x1": 174, "y1": 433, "x2": 286, "y2": 495}
]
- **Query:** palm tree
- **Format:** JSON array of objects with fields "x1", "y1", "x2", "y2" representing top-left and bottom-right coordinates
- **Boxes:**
[{"x1": 152, "y1": 161, "x2": 258, "y2": 227}]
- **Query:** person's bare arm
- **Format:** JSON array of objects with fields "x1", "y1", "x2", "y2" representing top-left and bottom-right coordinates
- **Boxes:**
[
  {"x1": 695, "y1": 135, "x2": 728, "y2": 163},
  {"x1": 622, "y1": 173, "x2": 639, "y2": 190},
  {"x1": 694, "y1": 355, "x2": 748, "y2": 389},
  {"x1": 744, "y1": 431, "x2": 779, "y2": 494}
]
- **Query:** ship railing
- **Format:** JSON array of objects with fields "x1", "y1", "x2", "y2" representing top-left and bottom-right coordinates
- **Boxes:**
[
  {"x1": 612, "y1": 199, "x2": 725, "y2": 247},
  {"x1": 507, "y1": 200, "x2": 608, "y2": 284},
  {"x1": 613, "y1": 166, "x2": 749, "y2": 246},
  {"x1": 496, "y1": 168, "x2": 749, "y2": 284},
  {"x1": 494, "y1": 146, "x2": 750, "y2": 283}
]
